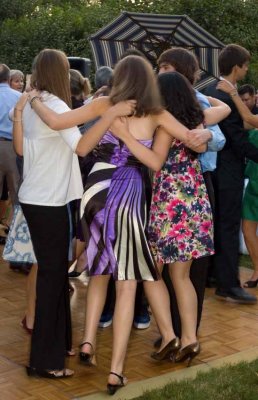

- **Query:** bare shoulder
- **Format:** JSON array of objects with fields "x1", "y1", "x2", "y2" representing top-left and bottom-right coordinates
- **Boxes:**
[{"x1": 151, "y1": 110, "x2": 172, "y2": 126}]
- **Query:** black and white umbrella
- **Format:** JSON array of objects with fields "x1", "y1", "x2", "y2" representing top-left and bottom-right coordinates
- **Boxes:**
[{"x1": 90, "y1": 12, "x2": 224, "y2": 90}]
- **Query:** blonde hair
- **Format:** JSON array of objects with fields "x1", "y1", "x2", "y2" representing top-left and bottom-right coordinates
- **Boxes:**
[
  {"x1": 31, "y1": 49, "x2": 71, "y2": 107},
  {"x1": 110, "y1": 55, "x2": 162, "y2": 117},
  {"x1": 69, "y1": 69, "x2": 91, "y2": 99}
]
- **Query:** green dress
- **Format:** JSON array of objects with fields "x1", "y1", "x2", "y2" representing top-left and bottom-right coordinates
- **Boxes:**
[{"x1": 242, "y1": 129, "x2": 258, "y2": 221}]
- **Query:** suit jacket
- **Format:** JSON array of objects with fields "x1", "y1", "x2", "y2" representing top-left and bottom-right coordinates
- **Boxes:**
[{"x1": 204, "y1": 82, "x2": 258, "y2": 190}]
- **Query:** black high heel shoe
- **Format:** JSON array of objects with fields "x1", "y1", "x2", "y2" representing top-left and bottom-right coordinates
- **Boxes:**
[
  {"x1": 151, "y1": 337, "x2": 180, "y2": 361},
  {"x1": 107, "y1": 372, "x2": 126, "y2": 395},
  {"x1": 175, "y1": 341, "x2": 200, "y2": 367},
  {"x1": 79, "y1": 341, "x2": 94, "y2": 365},
  {"x1": 68, "y1": 270, "x2": 83, "y2": 278}
]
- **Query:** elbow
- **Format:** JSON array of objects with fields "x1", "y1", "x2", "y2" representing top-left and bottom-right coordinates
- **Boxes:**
[
  {"x1": 76, "y1": 148, "x2": 85, "y2": 157},
  {"x1": 151, "y1": 161, "x2": 163, "y2": 172},
  {"x1": 224, "y1": 106, "x2": 231, "y2": 118},
  {"x1": 75, "y1": 145, "x2": 85, "y2": 157},
  {"x1": 45, "y1": 115, "x2": 61, "y2": 130},
  {"x1": 246, "y1": 115, "x2": 257, "y2": 126},
  {"x1": 49, "y1": 119, "x2": 60, "y2": 130},
  {"x1": 75, "y1": 141, "x2": 89, "y2": 157}
]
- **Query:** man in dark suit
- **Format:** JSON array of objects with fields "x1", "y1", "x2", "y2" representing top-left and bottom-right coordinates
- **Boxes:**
[{"x1": 204, "y1": 44, "x2": 257, "y2": 303}]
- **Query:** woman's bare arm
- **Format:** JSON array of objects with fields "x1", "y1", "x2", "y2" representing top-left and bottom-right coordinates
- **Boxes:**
[
  {"x1": 12, "y1": 93, "x2": 29, "y2": 156},
  {"x1": 75, "y1": 101, "x2": 136, "y2": 157},
  {"x1": 204, "y1": 96, "x2": 231, "y2": 124},
  {"x1": 29, "y1": 91, "x2": 113, "y2": 130},
  {"x1": 155, "y1": 110, "x2": 211, "y2": 150},
  {"x1": 110, "y1": 118, "x2": 172, "y2": 171}
]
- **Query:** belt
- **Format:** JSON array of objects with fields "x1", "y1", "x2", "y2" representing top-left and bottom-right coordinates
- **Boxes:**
[{"x1": 0, "y1": 137, "x2": 12, "y2": 141}]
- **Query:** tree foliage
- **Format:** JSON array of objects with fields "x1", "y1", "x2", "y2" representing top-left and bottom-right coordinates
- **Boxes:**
[{"x1": 0, "y1": 0, "x2": 257, "y2": 86}]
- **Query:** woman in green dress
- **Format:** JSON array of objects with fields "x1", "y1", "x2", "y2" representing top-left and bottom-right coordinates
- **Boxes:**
[{"x1": 217, "y1": 80, "x2": 258, "y2": 287}]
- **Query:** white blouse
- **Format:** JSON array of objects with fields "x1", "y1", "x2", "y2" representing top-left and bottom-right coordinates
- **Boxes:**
[{"x1": 19, "y1": 92, "x2": 83, "y2": 206}]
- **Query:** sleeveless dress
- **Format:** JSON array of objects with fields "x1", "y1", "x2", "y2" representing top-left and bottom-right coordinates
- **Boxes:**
[
  {"x1": 242, "y1": 129, "x2": 258, "y2": 221},
  {"x1": 148, "y1": 140, "x2": 214, "y2": 264},
  {"x1": 80, "y1": 131, "x2": 159, "y2": 281}
]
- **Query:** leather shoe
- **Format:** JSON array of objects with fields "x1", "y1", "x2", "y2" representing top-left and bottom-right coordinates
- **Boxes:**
[{"x1": 215, "y1": 287, "x2": 257, "y2": 304}]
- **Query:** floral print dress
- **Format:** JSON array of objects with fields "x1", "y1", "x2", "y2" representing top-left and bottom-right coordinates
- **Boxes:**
[{"x1": 148, "y1": 140, "x2": 214, "y2": 264}]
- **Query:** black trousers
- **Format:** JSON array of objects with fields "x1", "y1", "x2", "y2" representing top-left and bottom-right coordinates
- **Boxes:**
[
  {"x1": 213, "y1": 186, "x2": 243, "y2": 289},
  {"x1": 162, "y1": 171, "x2": 214, "y2": 337},
  {"x1": 21, "y1": 203, "x2": 71, "y2": 370}
]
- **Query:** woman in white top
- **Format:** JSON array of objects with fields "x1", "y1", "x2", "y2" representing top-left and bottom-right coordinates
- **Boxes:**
[{"x1": 13, "y1": 48, "x2": 136, "y2": 379}]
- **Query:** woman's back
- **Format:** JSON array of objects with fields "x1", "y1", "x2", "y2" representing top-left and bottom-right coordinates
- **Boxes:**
[{"x1": 19, "y1": 92, "x2": 83, "y2": 206}]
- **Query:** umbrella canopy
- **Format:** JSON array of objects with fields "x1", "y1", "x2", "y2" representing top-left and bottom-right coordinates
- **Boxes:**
[{"x1": 90, "y1": 12, "x2": 224, "y2": 90}]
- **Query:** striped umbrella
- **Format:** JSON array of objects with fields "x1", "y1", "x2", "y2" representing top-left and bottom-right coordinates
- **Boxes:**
[{"x1": 90, "y1": 12, "x2": 224, "y2": 90}]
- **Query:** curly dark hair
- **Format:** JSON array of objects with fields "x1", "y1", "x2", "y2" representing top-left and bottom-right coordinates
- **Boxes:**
[{"x1": 158, "y1": 71, "x2": 204, "y2": 130}]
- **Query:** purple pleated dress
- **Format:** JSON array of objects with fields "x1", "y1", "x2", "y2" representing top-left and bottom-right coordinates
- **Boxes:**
[{"x1": 80, "y1": 131, "x2": 159, "y2": 281}]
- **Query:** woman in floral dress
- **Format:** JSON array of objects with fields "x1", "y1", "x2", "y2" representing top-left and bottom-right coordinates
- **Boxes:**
[
  {"x1": 113, "y1": 71, "x2": 216, "y2": 365},
  {"x1": 148, "y1": 72, "x2": 214, "y2": 363}
]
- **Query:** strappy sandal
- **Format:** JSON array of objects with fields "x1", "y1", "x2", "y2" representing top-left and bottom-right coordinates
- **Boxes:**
[
  {"x1": 107, "y1": 372, "x2": 126, "y2": 395},
  {"x1": 244, "y1": 279, "x2": 258, "y2": 288},
  {"x1": 26, "y1": 366, "x2": 74, "y2": 379},
  {"x1": 79, "y1": 341, "x2": 94, "y2": 365}
]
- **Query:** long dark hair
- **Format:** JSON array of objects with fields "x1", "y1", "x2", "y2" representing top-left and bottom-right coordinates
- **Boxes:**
[{"x1": 158, "y1": 72, "x2": 204, "y2": 129}]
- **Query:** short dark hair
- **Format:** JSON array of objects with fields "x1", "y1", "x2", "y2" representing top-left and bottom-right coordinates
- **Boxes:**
[
  {"x1": 158, "y1": 71, "x2": 204, "y2": 130},
  {"x1": 219, "y1": 44, "x2": 250, "y2": 76},
  {"x1": 238, "y1": 83, "x2": 255, "y2": 96},
  {"x1": 0, "y1": 64, "x2": 10, "y2": 83},
  {"x1": 158, "y1": 48, "x2": 199, "y2": 85}
]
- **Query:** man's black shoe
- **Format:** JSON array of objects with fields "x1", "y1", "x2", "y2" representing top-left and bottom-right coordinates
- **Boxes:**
[{"x1": 215, "y1": 287, "x2": 257, "y2": 304}]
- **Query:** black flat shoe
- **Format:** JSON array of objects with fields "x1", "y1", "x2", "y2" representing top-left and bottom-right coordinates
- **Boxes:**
[
  {"x1": 244, "y1": 279, "x2": 258, "y2": 288},
  {"x1": 79, "y1": 341, "x2": 94, "y2": 365},
  {"x1": 175, "y1": 341, "x2": 200, "y2": 367},
  {"x1": 151, "y1": 337, "x2": 180, "y2": 361},
  {"x1": 215, "y1": 287, "x2": 257, "y2": 304},
  {"x1": 26, "y1": 366, "x2": 74, "y2": 379},
  {"x1": 107, "y1": 372, "x2": 126, "y2": 395}
]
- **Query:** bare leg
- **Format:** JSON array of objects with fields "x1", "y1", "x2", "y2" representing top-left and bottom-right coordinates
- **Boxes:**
[
  {"x1": 144, "y1": 277, "x2": 176, "y2": 350},
  {"x1": 169, "y1": 260, "x2": 197, "y2": 349},
  {"x1": 80, "y1": 274, "x2": 110, "y2": 358},
  {"x1": 26, "y1": 263, "x2": 37, "y2": 329},
  {"x1": 242, "y1": 219, "x2": 258, "y2": 281},
  {"x1": 108, "y1": 280, "x2": 137, "y2": 385},
  {"x1": 0, "y1": 199, "x2": 11, "y2": 225}
]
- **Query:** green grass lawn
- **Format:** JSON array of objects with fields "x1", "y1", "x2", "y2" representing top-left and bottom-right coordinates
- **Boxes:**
[
  {"x1": 133, "y1": 359, "x2": 258, "y2": 400},
  {"x1": 239, "y1": 254, "x2": 253, "y2": 269}
]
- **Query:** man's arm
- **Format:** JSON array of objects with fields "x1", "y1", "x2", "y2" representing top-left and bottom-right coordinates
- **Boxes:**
[{"x1": 204, "y1": 85, "x2": 258, "y2": 163}]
